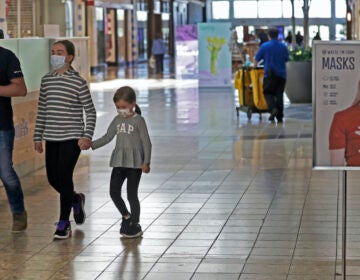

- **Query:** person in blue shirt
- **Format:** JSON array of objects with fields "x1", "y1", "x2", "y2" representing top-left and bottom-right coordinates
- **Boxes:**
[
  {"x1": 151, "y1": 33, "x2": 166, "y2": 74},
  {"x1": 254, "y1": 28, "x2": 289, "y2": 123}
]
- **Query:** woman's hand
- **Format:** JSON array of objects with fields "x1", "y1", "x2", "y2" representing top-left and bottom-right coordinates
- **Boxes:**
[
  {"x1": 78, "y1": 138, "x2": 91, "y2": 150},
  {"x1": 142, "y1": 164, "x2": 150, "y2": 173},
  {"x1": 34, "y1": 142, "x2": 43, "y2": 153}
]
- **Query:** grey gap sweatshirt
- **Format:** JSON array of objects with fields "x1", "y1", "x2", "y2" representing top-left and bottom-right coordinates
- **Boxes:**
[{"x1": 91, "y1": 114, "x2": 151, "y2": 169}]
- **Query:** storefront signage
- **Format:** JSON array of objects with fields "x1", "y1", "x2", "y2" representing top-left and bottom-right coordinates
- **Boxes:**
[
  {"x1": 313, "y1": 41, "x2": 360, "y2": 169},
  {"x1": 175, "y1": 24, "x2": 198, "y2": 79},
  {"x1": 197, "y1": 22, "x2": 232, "y2": 88}
]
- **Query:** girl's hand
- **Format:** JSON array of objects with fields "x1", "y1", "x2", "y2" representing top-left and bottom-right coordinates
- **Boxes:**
[
  {"x1": 34, "y1": 142, "x2": 43, "y2": 153},
  {"x1": 142, "y1": 164, "x2": 150, "y2": 173},
  {"x1": 78, "y1": 138, "x2": 91, "y2": 150}
]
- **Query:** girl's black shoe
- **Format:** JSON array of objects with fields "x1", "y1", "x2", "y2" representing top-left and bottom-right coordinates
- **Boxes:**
[
  {"x1": 120, "y1": 217, "x2": 131, "y2": 236},
  {"x1": 122, "y1": 223, "x2": 143, "y2": 239}
]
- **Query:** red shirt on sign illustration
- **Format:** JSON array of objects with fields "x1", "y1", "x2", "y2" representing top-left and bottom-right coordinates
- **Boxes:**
[{"x1": 329, "y1": 80, "x2": 360, "y2": 166}]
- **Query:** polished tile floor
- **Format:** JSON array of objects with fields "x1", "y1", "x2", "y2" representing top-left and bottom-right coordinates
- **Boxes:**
[{"x1": 0, "y1": 73, "x2": 359, "y2": 279}]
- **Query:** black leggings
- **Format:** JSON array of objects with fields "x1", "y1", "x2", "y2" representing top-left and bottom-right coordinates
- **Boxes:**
[
  {"x1": 110, "y1": 167, "x2": 142, "y2": 224},
  {"x1": 45, "y1": 140, "x2": 80, "y2": 221}
]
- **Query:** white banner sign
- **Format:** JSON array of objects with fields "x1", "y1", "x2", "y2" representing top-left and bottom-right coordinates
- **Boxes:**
[{"x1": 313, "y1": 41, "x2": 360, "y2": 169}]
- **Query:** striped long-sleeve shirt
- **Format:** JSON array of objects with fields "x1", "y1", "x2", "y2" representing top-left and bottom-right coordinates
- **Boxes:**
[{"x1": 33, "y1": 69, "x2": 96, "y2": 142}]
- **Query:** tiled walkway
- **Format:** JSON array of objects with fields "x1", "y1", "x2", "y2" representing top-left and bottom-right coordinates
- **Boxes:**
[{"x1": 0, "y1": 77, "x2": 358, "y2": 279}]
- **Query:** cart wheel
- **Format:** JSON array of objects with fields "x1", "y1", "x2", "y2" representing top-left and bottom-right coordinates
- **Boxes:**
[
  {"x1": 247, "y1": 108, "x2": 252, "y2": 120},
  {"x1": 259, "y1": 113, "x2": 262, "y2": 120}
]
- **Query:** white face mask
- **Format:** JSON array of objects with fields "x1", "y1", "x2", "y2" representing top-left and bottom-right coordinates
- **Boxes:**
[
  {"x1": 117, "y1": 108, "x2": 131, "y2": 117},
  {"x1": 50, "y1": 55, "x2": 66, "y2": 70}
]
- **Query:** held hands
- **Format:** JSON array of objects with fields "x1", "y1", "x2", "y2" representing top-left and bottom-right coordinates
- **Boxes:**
[
  {"x1": 142, "y1": 164, "x2": 150, "y2": 174},
  {"x1": 78, "y1": 138, "x2": 92, "y2": 150}
]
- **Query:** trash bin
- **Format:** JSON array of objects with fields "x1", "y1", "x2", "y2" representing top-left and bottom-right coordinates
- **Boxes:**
[{"x1": 235, "y1": 67, "x2": 269, "y2": 120}]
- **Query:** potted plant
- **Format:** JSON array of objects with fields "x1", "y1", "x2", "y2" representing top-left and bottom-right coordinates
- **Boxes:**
[{"x1": 285, "y1": 47, "x2": 312, "y2": 103}]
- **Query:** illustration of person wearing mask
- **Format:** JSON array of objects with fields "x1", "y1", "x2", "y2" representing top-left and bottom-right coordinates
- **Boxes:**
[{"x1": 329, "y1": 80, "x2": 360, "y2": 166}]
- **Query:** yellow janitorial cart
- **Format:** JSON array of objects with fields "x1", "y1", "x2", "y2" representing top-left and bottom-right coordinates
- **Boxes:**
[{"x1": 234, "y1": 66, "x2": 269, "y2": 120}]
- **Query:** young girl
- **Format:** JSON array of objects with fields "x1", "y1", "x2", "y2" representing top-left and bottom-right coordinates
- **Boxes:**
[
  {"x1": 34, "y1": 40, "x2": 96, "y2": 239},
  {"x1": 91, "y1": 86, "x2": 151, "y2": 238}
]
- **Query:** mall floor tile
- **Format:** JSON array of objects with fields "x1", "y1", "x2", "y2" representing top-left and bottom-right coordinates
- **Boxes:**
[{"x1": 0, "y1": 76, "x2": 354, "y2": 279}]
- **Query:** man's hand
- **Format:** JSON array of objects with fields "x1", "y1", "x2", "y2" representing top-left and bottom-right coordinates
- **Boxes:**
[{"x1": 34, "y1": 142, "x2": 43, "y2": 153}]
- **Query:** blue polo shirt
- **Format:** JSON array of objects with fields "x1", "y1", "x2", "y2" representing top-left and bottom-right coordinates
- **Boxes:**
[
  {"x1": 255, "y1": 39, "x2": 289, "y2": 79},
  {"x1": 0, "y1": 47, "x2": 24, "y2": 130},
  {"x1": 151, "y1": 39, "x2": 166, "y2": 55}
]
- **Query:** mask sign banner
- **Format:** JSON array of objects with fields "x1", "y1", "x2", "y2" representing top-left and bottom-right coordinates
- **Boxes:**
[{"x1": 313, "y1": 41, "x2": 360, "y2": 279}]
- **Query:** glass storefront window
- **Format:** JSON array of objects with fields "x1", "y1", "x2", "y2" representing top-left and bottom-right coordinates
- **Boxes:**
[
  {"x1": 233, "y1": 1, "x2": 257, "y2": 18},
  {"x1": 319, "y1": 25, "x2": 329, "y2": 40},
  {"x1": 236, "y1": 26, "x2": 244, "y2": 43},
  {"x1": 137, "y1": 11, "x2": 147, "y2": 21},
  {"x1": 212, "y1": 1, "x2": 230, "y2": 19},
  {"x1": 96, "y1": 7, "x2": 106, "y2": 64},
  {"x1": 282, "y1": 0, "x2": 303, "y2": 18},
  {"x1": 96, "y1": 7, "x2": 104, "y2": 21},
  {"x1": 137, "y1": 11, "x2": 148, "y2": 59},
  {"x1": 336, "y1": 24, "x2": 346, "y2": 40},
  {"x1": 258, "y1": 0, "x2": 281, "y2": 18},
  {"x1": 335, "y1": 0, "x2": 346, "y2": 18},
  {"x1": 162, "y1": 13, "x2": 170, "y2": 21},
  {"x1": 309, "y1": 0, "x2": 331, "y2": 18}
]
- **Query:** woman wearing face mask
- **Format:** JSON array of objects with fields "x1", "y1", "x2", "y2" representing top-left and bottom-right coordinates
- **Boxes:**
[{"x1": 33, "y1": 40, "x2": 96, "y2": 239}]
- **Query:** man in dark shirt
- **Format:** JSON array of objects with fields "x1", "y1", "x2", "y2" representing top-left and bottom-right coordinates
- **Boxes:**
[
  {"x1": 254, "y1": 28, "x2": 289, "y2": 122},
  {"x1": 0, "y1": 46, "x2": 28, "y2": 232}
]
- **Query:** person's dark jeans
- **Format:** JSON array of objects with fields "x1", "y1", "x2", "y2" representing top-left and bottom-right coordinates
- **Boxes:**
[
  {"x1": 263, "y1": 76, "x2": 286, "y2": 119},
  {"x1": 110, "y1": 167, "x2": 142, "y2": 224},
  {"x1": 154, "y1": 54, "x2": 164, "y2": 73},
  {"x1": 45, "y1": 140, "x2": 80, "y2": 221},
  {"x1": 0, "y1": 129, "x2": 25, "y2": 214}
]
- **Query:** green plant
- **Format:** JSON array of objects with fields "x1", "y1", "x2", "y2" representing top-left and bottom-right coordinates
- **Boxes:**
[{"x1": 288, "y1": 47, "x2": 312, "y2": 62}]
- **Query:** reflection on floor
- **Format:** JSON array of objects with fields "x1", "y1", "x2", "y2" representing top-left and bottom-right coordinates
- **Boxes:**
[
  {"x1": 0, "y1": 77, "x2": 356, "y2": 280},
  {"x1": 91, "y1": 59, "x2": 175, "y2": 83}
]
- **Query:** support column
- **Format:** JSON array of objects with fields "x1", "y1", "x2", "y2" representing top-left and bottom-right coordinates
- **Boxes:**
[
  {"x1": 168, "y1": 0, "x2": 174, "y2": 57},
  {"x1": 86, "y1": 4, "x2": 98, "y2": 70},
  {"x1": 125, "y1": 8, "x2": 138, "y2": 65},
  {"x1": 74, "y1": 0, "x2": 85, "y2": 37},
  {"x1": 346, "y1": 1, "x2": 354, "y2": 40},
  {"x1": 147, "y1": 0, "x2": 154, "y2": 58},
  {"x1": 329, "y1": 0, "x2": 336, "y2": 40}
]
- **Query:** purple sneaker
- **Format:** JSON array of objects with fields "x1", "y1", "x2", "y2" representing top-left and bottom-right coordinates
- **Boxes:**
[
  {"x1": 73, "y1": 193, "x2": 86, "y2": 225},
  {"x1": 54, "y1": 220, "x2": 71, "y2": 240}
]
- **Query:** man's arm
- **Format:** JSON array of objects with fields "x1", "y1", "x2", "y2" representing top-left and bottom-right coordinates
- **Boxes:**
[{"x1": 0, "y1": 77, "x2": 27, "y2": 97}]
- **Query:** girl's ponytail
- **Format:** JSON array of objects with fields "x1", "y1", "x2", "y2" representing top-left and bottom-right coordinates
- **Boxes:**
[{"x1": 135, "y1": 104, "x2": 142, "y2": 115}]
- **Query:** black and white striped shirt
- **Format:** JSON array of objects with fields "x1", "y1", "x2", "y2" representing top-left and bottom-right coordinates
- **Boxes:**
[{"x1": 34, "y1": 69, "x2": 96, "y2": 142}]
